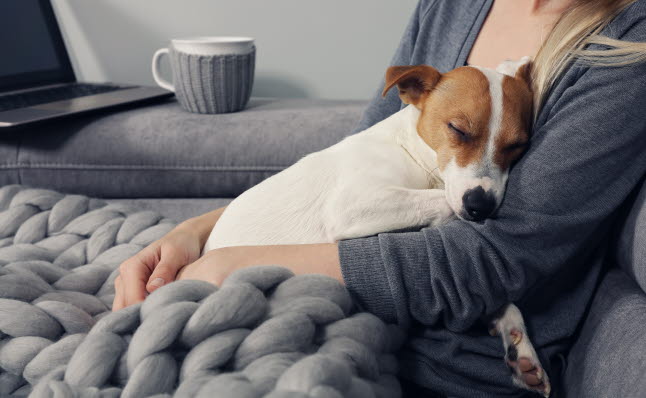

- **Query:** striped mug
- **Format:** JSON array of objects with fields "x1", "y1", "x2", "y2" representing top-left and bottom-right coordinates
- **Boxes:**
[{"x1": 152, "y1": 37, "x2": 255, "y2": 114}]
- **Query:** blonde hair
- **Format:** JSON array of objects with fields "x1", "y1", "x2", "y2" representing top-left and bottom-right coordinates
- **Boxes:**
[{"x1": 533, "y1": 0, "x2": 646, "y2": 113}]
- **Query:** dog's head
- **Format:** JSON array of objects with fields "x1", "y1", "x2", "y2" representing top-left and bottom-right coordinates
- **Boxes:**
[{"x1": 382, "y1": 57, "x2": 533, "y2": 221}]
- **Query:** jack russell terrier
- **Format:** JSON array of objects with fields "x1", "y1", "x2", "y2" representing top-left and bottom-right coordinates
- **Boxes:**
[{"x1": 203, "y1": 57, "x2": 550, "y2": 396}]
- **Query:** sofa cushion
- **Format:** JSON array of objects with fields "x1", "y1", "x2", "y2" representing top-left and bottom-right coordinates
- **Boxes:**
[
  {"x1": 565, "y1": 269, "x2": 646, "y2": 397},
  {"x1": 615, "y1": 178, "x2": 646, "y2": 293},
  {"x1": 0, "y1": 98, "x2": 367, "y2": 198}
]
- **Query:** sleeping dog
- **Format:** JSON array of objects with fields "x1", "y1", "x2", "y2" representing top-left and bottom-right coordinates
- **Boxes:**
[{"x1": 203, "y1": 57, "x2": 550, "y2": 396}]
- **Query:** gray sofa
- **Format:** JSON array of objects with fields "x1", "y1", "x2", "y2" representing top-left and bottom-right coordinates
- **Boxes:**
[{"x1": 1, "y1": 98, "x2": 644, "y2": 397}]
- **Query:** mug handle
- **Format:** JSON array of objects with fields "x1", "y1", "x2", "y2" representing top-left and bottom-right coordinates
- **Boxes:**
[{"x1": 152, "y1": 48, "x2": 175, "y2": 92}]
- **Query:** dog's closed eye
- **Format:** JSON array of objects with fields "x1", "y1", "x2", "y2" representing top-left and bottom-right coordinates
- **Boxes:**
[
  {"x1": 503, "y1": 141, "x2": 528, "y2": 152},
  {"x1": 448, "y1": 122, "x2": 471, "y2": 141}
]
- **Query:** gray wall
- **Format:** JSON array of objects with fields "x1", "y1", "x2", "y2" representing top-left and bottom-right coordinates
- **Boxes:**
[{"x1": 51, "y1": 0, "x2": 417, "y2": 100}]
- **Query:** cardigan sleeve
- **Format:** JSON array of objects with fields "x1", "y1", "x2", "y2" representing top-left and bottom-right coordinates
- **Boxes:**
[{"x1": 340, "y1": 23, "x2": 646, "y2": 330}]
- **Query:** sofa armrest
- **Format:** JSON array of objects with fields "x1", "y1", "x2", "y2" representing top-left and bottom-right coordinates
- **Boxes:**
[
  {"x1": 0, "y1": 98, "x2": 367, "y2": 198},
  {"x1": 616, "y1": 178, "x2": 646, "y2": 292},
  {"x1": 565, "y1": 268, "x2": 646, "y2": 397}
]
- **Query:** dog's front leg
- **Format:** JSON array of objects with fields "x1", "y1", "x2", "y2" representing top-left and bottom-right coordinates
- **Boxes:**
[
  {"x1": 490, "y1": 303, "x2": 551, "y2": 397},
  {"x1": 328, "y1": 187, "x2": 455, "y2": 241}
]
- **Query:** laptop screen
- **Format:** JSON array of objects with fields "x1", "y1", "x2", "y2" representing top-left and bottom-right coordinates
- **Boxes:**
[{"x1": 0, "y1": 0, "x2": 75, "y2": 93}]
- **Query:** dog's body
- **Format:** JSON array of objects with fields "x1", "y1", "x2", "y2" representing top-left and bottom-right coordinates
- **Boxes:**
[
  {"x1": 203, "y1": 60, "x2": 550, "y2": 396},
  {"x1": 205, "y1": 104, "x2": 451, "y2": 250}
]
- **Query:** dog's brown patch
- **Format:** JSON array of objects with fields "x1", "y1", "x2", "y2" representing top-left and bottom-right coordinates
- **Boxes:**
[
  {"x1": 494, "y1": 75, "x2": 533, "y2": 170},
  {"x1": 416, "y1": 67, "x2": 492, "y2": 171}
]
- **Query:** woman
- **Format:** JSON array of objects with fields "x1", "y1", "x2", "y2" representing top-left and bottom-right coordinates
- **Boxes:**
[{"x1": 113, "y1": 0, "x2": 646, "y2": 396}]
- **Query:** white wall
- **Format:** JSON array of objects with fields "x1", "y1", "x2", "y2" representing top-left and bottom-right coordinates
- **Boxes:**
[{"x1": 50, "y1": 0, "x2": 417, "y2": 100}]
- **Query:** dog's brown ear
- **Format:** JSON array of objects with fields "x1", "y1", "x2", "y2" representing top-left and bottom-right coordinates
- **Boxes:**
[
  {"x1": 497, "y1": 56, "x2": 533, "y2": 92},
  {"x1": 382, "y1": 65, "x2": 441, "y2": 107},
  {"x1": 515, "y1": 60, "x2": 533, "y2": 92}
]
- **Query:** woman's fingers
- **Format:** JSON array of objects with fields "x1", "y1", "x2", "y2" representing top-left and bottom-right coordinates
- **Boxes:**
[
  {"x1": 146, "y1": 245, "x2": 189, "y2": 292},
  {"x1": 112, "y1": 275, "x2": 125, "y2": 311},
  {"x1": 113, "y1": 224, "x2": 205, "y2": 309},
  {"x1": 118, "y1": 256, "x2": 150, "y2": 307}
]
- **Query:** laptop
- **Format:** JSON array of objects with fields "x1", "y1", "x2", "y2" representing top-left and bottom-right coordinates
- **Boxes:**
[{"x1": 0, "y1": 0, "x2": 173, "y2": 129}]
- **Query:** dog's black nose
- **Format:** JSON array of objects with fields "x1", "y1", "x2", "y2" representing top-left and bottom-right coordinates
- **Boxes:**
[{"x1": 462, "y1": 187, "x2": 496, "y2": 221}]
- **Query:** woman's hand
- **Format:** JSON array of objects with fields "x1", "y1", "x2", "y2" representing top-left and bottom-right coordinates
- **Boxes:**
[
  {"x1": 112, "y1": 223, "x2": 203, "y2": 311},
  {"x1": 177, "y1": 243, "x2": 343, "y2": 286},
  {"x1": 113, "y1": 207, "x2": 227, "y2": 311}
]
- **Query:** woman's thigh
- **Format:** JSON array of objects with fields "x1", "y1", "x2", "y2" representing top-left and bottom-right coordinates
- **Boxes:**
[{"x1": 400, "y1": 377, "x2": 445, "y2": 398}]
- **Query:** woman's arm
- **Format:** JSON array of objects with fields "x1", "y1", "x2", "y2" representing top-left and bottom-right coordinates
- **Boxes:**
[
  {"x1": 340, "y1": 25, "x2": 646, "y2": 330},
  {"x1": 177, "y1": 243, "x2": 341, "y2": 286}
]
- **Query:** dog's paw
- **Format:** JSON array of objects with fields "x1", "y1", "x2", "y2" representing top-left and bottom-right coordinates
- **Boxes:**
[
  {"x1": 490, "y1": 304, "x2": 551, "y2": 397},
  {"x1": 503, "y1": 328, "x2": 551, "y2": 397},
  {"x1": 428, "y1": 198, "x2": 456, "y2": 227}
]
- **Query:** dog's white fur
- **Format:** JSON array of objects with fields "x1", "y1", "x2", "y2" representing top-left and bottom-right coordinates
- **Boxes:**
[
  {"x1": 205, "y1": 59, "x2": 534, "y2": 253},
  {"x1": 204, "y1": 104, "x2": 452, "y2": 251}
]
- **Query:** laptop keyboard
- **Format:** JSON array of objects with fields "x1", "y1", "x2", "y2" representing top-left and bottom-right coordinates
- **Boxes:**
[{"x1": 0, "y1": 83, "x2": 126, "y2": 112}]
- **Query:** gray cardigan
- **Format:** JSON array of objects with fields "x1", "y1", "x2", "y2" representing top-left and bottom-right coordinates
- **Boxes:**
[{"x1": 338, "y1": 0, "x2": 646, "y2": 396}]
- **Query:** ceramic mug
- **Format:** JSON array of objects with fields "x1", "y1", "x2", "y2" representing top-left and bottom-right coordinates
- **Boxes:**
[{"x1": 152, "y1": 37, "x2": 255, "y2": 114}]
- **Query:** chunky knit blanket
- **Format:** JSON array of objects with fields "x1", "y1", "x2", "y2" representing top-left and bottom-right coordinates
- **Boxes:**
[{"x1": 0, "y1": 185, "x2": 403, "y2": 397}]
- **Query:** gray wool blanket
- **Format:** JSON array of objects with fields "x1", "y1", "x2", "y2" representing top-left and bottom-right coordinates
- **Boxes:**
[{"x1": 0, "y1": 185, "x2": 404, "y2": 397}]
